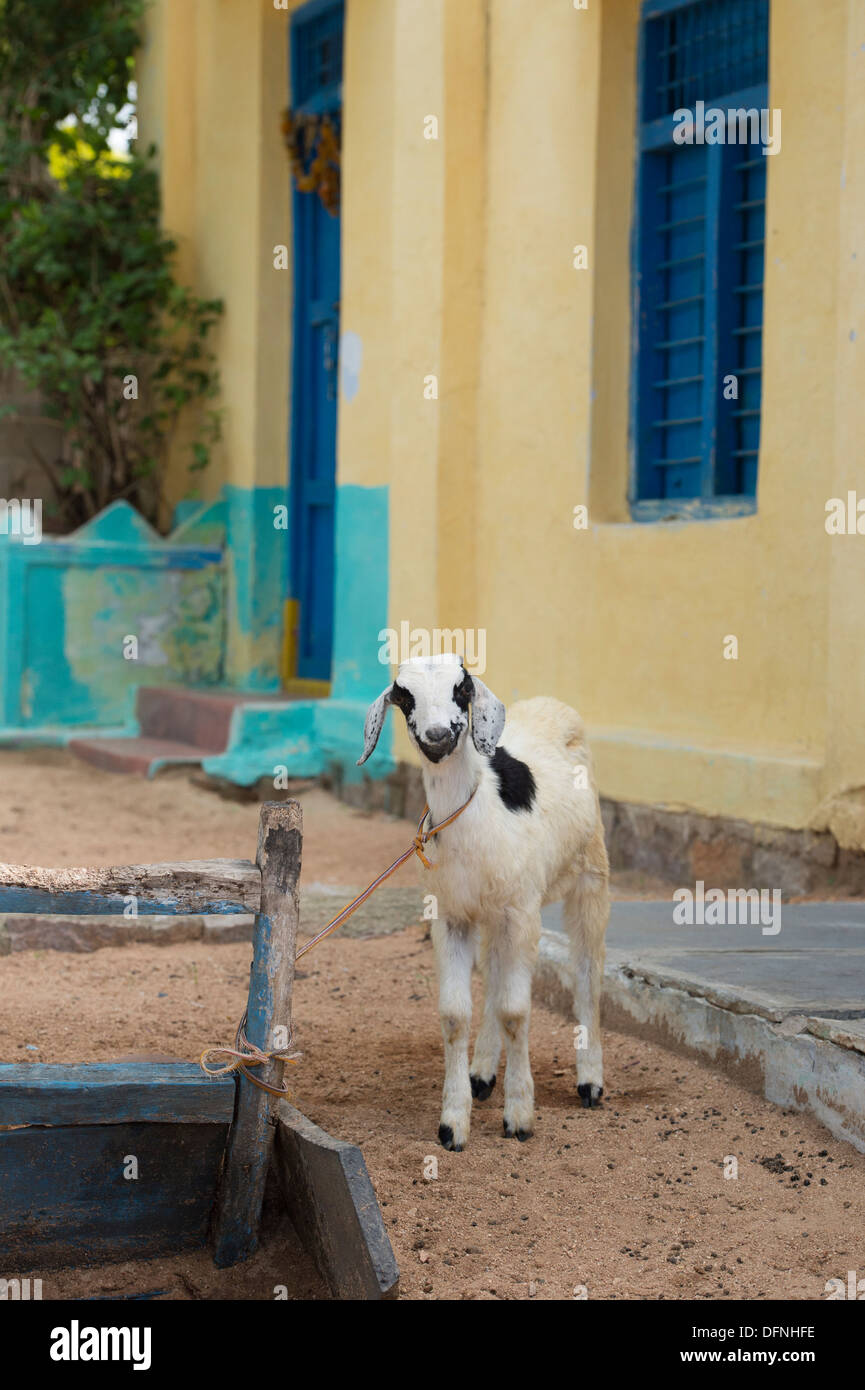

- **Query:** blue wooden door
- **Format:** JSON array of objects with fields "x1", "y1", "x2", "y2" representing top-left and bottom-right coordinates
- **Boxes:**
[{"x1": 289, "y1": 0, "x2": 343, "y2": 680}]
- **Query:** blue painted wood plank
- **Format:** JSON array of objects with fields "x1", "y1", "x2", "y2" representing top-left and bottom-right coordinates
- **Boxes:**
[
  {"x1": 0, "y1": 858, "x2": 260, "y2": 917},
  {"x1": 0, "y1": 1122, "x2": 228, "y2": 1270},
  {"x1": 0, "y1": 1064, "x2": 236, "y2": 1127},
  {"x1": 0, "y1": 886, "x2": 252, "y2": 915}
]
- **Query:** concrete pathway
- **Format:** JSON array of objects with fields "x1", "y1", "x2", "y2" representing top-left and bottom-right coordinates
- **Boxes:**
[{"x1": 538, "y1": 899, "x2": 865, "y2": 1153}]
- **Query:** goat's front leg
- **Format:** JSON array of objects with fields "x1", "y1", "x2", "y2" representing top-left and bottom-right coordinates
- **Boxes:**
[
  {"x1": 470, "y1": 939, "x2": 501, "y2": 1101},
  {"x1": 488, "y1": 906, "x2": 541, "y2": 1141},
  {"x1": 432, "y1": 918, "x2": 475, "y2": 1151}
]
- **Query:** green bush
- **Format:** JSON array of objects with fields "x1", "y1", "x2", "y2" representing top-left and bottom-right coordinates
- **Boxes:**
[{"x1": 0, "y1": 0, "x2": 222, "y2": 530}]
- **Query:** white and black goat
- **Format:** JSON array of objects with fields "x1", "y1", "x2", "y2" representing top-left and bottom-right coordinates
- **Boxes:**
[{"x1": 358, "y1": 653, "x2": 609, "y2": 1151}]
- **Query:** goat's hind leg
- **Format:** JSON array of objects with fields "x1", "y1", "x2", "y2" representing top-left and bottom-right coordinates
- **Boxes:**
[
  {"x1": 432, "y1": 918, "x2": 475, "y2": 1151},
  {"x1": 564, "y1": 845, "x2": 609, "y2": 1108}
]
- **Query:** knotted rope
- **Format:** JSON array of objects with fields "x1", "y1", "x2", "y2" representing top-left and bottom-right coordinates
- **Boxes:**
[{"x1": 200, "y1": 1009, "x2": 301, "y2": 1098}]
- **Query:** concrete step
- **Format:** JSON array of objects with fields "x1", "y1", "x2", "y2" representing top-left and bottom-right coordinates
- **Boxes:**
[
  {"x1": 136, "y1": 687, "x2": 265, "y2": 751},
  {"x1": 67, "y1": 735, "x2": 221, "y2": 776},
  {"x1": 69, "y1": 687, "x2": 319, "y2": 778}
]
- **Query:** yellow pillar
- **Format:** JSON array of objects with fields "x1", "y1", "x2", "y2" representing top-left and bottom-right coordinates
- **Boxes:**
[{"x1": 819, "y1": 0, "x2": 865, "y2": 845}]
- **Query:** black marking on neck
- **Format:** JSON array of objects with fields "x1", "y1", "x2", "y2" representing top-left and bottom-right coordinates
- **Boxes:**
[{"x1": 489, "y1": 746, "x2": 536, "y2": 813}]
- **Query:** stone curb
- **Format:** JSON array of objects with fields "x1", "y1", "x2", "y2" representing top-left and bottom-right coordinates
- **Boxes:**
[
  {"x1": 600, "y1": 797, "x2": 865, "y2": 897},
  {"x1": 535, "y1": 928, "x2": 865, "y2": 1154},
  {"x1": 0, "y1": 914, "x2": 224, "y2": 954}
]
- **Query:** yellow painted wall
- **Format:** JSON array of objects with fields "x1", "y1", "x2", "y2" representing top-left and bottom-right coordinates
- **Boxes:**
[
  {"x1": 382, "y1": 0, "x2": 864, "y2": 829},
  {"x1": 338, "y1": 0, "x2": 396, "y2": 494},
  {"x1": 142, "y1": 0, "x2": 865, "y2": 834},
  {"x1": 338, "y1": 0, "x2": 487, "y2": 758},
  {"x1": 138, "y1": 0, "x2": 292, "y2": 512},
  {"x1": 820, "y1": 0, "x2": 865, "y2": 841},
  {"x1": 467, "y1": 0, "x2": 852, "y2": 829}
]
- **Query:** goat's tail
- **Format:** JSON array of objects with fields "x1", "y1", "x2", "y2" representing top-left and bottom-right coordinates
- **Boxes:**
[{"x1": 563, "y1": 832, "x2": 610, "y2": 956}]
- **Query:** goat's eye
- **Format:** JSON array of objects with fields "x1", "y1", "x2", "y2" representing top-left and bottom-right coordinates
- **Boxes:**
[
  {"x1": 390, "y1": 683, "x2": 413, "y2": 713},
  {"x1": 454, "y1": 674, "x2": 473, "y2": 710}
]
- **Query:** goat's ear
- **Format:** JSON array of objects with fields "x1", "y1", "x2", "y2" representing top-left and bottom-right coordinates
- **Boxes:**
[
  {"x1": 470, "y1": 677, "x2": 506, "y2": 757},
  {"x1": 357, "y1": 685, "x2": 393, "y2": 765}
]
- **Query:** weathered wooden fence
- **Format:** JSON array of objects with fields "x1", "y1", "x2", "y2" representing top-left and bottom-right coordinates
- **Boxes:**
[{"x1": 0, "y1": 801, "x2": 300, "y2": 1272}]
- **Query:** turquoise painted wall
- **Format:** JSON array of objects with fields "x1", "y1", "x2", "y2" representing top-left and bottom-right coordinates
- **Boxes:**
[
  {"x1": 0, "y1": 501, "x2": 224, "y2": 732},
  {"x1": 0, "y1": 487, "x2": 287, "y2": 733},
  {"x1": 317, "y1": 482, "x2": 392, "y2": 776},
  {"x1": 171, "y1": 484, "x2": 286, "y2": 693},
  {"x1": 0, "y1": 482, "x2": 392, "y2": 790},
  {"x1": 204, "y1": 481, "x2": 392, "y2": 785},
  {"x1": 223, "y1": 484, "x2": 286, "y2": 691}
]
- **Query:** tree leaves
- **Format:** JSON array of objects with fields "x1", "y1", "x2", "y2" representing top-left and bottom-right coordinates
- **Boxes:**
[{"x1": 0, "y1": 0, "x2": 223, "y2": 530}]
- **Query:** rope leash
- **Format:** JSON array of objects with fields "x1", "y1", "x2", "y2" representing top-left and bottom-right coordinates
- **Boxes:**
[
  {"x1": 199, "y1": 786, "x2": 477, "y2": 1097},
  {"x1": 296, "y1": 787, "x2": 476, "y2": 959}
]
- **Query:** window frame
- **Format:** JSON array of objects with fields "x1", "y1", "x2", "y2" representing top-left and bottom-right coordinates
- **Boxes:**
[{"x1": 629, "y1": 0, "x2": 769, "y2": 522}]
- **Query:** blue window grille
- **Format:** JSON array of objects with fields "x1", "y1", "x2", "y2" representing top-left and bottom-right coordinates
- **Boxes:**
[{"x1": 632, "y1": 0, "x2": 770, "y2": 513}]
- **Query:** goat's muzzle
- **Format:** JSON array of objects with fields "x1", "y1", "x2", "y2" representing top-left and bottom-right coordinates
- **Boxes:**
[{"x1": 419, "y1": 725, "x2": 458, "y2": 763}]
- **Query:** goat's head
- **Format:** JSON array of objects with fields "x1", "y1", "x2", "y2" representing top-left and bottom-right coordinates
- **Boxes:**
[{"x1": 357, "y1": 653, "x2": 505, "y2": 766}]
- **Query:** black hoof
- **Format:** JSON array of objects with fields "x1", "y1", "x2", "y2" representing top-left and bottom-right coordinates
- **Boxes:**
[
  {"x1": 578, "y1": 1082, "x2": 604, "y2": 1109},
  {"x1": 503, "y1": 1121, "x2": 533, "y2": 1142},
  {"x1": 438, "y1": 1123, "x2": 463, "y2": 1152},
  {"x1": 470, "y1": 1072, "x2": 496, "y2": 1102}
]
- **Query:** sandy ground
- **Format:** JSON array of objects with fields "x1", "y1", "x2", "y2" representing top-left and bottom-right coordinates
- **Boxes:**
[
  {"x1": 0, "y1": 750, "x2": 415, "y2": 888},
  {"x1": 1, "y1": 749, "x2": 863, "y2": 1300},
  {"x1": 2, "y1": 930, "x2": 863, "y2": 1301}
]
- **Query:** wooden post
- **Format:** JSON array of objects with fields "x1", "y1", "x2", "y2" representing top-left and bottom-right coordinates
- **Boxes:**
[{"x1": 211, "y1": 800, "x2": 303, "y2": 1267}]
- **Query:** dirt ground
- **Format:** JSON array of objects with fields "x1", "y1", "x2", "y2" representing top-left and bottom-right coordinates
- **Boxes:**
[
  {"x1": 1, "y1": 750, "x2": 863, "y2": 1301},
  {"x1": 0, "y1": 749, "x2": 419, "y2": 888}
]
